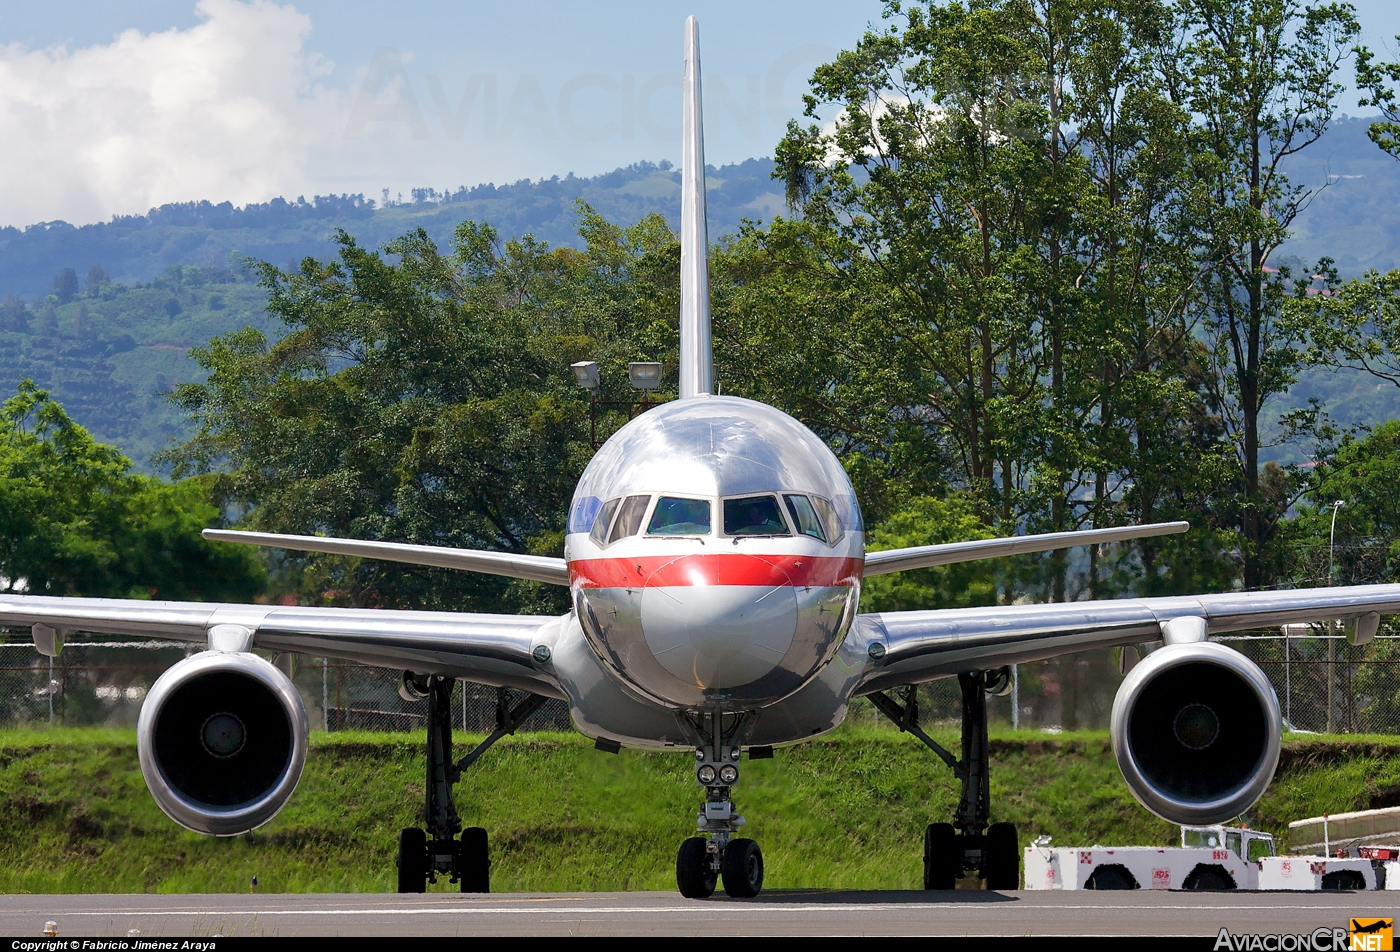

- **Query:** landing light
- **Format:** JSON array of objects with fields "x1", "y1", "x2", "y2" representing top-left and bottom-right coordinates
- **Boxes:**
[
  {"x1": 628, "y1": 361, "x2": 663, "y2": 390},
  {"x1": 718, "y1": 764, "x2": 738, "y2": 784},
  {"x1": 697, "y1": 764, "x2": 717, "y2": 784}
]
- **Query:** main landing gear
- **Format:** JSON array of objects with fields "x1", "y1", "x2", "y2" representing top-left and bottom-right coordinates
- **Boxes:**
[
  {"x1": 869, "y1": 669, "x2": 1019, "y2": 891},
  {"x1": 395, "y1": 674, "x2": 547, "y2": 894},
  {"x1": 675, "y1": 710, "x2": 765, "y2": 899}
]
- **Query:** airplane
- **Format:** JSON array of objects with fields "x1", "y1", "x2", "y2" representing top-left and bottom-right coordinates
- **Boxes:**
[{"x1": 4, "y1": 15, "x2": 1400, "y2": 900}]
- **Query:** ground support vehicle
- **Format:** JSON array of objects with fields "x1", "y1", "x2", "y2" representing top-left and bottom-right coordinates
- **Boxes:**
[
  {"x1": 1258, "y1": 855, "x2": 1392, "y2": 890},
  {"x1": 1023, "y1": 826, "x2": 1274, "y2": 890}
]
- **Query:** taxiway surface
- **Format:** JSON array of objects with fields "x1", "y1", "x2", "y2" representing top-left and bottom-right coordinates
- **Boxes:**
[{"x1": 1, "y1": 891, "x2": 1393, "y2": 937}]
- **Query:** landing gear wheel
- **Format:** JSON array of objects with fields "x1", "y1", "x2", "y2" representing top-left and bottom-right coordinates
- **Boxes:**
[
  {"x1": 396, "y1": 828, "x2": 427, "y2": 893},
  {"x1": 923, "y1": 822, "x2": 958, "y2": 890},
  {"x1": 676, "y1": 837, "x2": 717, "y2": 899},
  {"x1": 458, "y1": 827, "x2": 490, "y2": 893},
  {"x1": 982, "y1": 822, "x2": 1019, "y2": 890},
  {"x1": 721, "y1": 838, "x2": 764, "y2": 898},
  {"x1": 1183, "y1": 865, "x2": 1236, "y2": 891}
]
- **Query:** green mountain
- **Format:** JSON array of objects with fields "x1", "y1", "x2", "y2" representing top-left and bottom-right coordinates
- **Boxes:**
[{"x1": 2, "y1": 131, "x2": 1400, "y2": 473}]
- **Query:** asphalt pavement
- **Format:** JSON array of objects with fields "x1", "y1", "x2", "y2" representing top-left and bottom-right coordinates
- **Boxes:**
[{"x1": 0, "y1": 890, "x2": 1394, "y2": 937}]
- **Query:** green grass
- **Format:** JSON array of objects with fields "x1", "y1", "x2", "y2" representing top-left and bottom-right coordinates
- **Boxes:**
[{"x1": 0, "y1": 726, "x2": 1394, "y2": 894}]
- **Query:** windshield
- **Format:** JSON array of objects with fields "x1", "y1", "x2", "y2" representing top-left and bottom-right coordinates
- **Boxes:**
[
  {"x1": 647, "y1": 497, "x2": 711, "y2": 535},
  {"x1": 589, "y1": 498, "x2": 620, "y2": 546},
  {"x1": 1247, "y1": 836, "x2": 1275, "y2": 861},
  {"x1": 609, "y1": 495, "x2": 651, "y2": 543},
  {"x1": 724, "y1": 495, "x2": 790, "y2": 536},
  {"x1": 1182, "y1": 828, "x2": 1222, "y2": 848},
  {"x1": 784, "y1": 494, "x2": 827, "y2": 541}
]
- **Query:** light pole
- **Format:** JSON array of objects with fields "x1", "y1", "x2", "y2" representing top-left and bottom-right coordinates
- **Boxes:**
[{"x1": 572, "y1": 360, "x2": 665, "y2": 448}]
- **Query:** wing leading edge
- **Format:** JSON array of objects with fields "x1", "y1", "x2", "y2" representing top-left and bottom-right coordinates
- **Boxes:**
[
  {"x1": 0, "y1": 593, "x2": 564, "y2": 698},
  {"x1": 862, "y1": 521, "x2": 1189, "y2": 576},
  {"x1": 856, "y1": 583, "x2": 1400, "y2": 695},
  {"x1": 202, "y1": 529, "x2": 569, "y2": 586}
]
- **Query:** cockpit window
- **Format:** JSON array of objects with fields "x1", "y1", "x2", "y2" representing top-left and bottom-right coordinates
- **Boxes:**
[
  {"x1": 589, "y1": 497, "x2": 621, "y2": 546},
  {"x1": 609, "y1": 494, "x2": 651, "y2": 543},
  {"x1": 783, "y1": 494, "x2": 827, "y2": 541},
  {"x1": 809, "y1": 495, "x2": 845, "y2": 545},
  {"x1": 647, "y1": 497, "x2": 711, "y2": 535},
  {"x1": 724, "y1": 495, "x2": 790, "y2": 537}
]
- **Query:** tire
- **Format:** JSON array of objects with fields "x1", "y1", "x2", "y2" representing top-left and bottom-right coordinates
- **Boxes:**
[
  {"x1": 924, "y1": 823, "x2": 958, "y2": 890},
  {"x1": 676, "y1": 837, "x2": 717, "y2": 899},
  {"x1": 458, "y1": 827, "x2": 490, "y2": 893},
  {"x1": 982, "y1": 822, "x2": 1019, "y2": 890},
  {"x1": 1085, "y1": 864, "x2": 1139, "y2": 890},
  {"x1": 1182, "y1": 865, "x2": 1236, "y2": 891},
  {"x1": 396, "y1": 828, "x2": 427, "y2": 894},
  {"x1": 721, "y1": 838, "x2": 765, "y2": 898},
  {"x1": 1320, "y1": 870, "x2": 1367, "y2": 891}
]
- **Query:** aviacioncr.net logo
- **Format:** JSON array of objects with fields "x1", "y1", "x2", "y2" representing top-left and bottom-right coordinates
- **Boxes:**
[{"x1": 1214, "y1": 925, "x2": 1388, "y2": 951}]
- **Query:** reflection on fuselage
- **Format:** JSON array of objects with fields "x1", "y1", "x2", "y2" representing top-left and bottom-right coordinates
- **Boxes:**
[{"x1": 564, "y1": 396, "x2": 865, "y2": 709}]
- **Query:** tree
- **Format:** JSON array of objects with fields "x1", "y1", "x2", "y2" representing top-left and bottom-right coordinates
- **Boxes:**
[
  {"x1": 750, "y1": 0, "x2": 1231, "y2": 604},
  {"x1": 52, "y1": 268, "x2": 79, "y2": 305},
  {"x1": 0, "y1": 380, "x2": 264, "y2": 601},
  {"x1": 1169, "y1": 0, "x2": 1359, "y2": 589},
  {"x1": 84, "y1": 265, "x2": 109, "y2": 295},
  {"x1": 165, "y1": 210, "x2": 680, "y2": 613},
  {"x1": 1284, "y1": 268, "x2": 1400, "y2": 391},
  {"x1": 1, "y1": 295, "x2": 27, "y2": 333}
]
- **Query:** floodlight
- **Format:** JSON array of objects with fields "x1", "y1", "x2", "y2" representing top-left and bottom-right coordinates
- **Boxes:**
[
  {"x1": 571, "y1": 360, "x2": 600, "y2": 390},
  {"x1": 628, "y1": 361, "x2": 663, "y2": 390}
]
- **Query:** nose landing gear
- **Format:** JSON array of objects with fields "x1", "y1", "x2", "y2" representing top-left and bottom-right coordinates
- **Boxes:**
[{"x1": 675, "y1": 711, "x2": 764, "y2": 899}]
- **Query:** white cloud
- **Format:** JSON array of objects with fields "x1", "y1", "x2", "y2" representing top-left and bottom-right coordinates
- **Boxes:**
[{"x1": 0, "y1": 0, "x2": 340, "y2": 227}]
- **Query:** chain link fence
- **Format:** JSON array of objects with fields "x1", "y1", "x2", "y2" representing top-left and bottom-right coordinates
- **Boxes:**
[{"x1": 0, "y1": 632, "x2": 1396, "y2": 735}]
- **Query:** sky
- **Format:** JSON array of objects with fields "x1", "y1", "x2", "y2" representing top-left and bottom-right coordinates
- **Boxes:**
[{"x1": 1, "y1": 0, "x2": 1398, "y2": 229}]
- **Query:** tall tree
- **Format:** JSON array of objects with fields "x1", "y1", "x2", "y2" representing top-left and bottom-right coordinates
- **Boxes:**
[
  {"x1": 1168, "y1": 0, "x2": 1359, "y2": 588},
  {"x1": 166, "y1": 210, "x2": 679, "y2": 613},
  {"x1": 0, "y1": 381, "x2": 264, "y2": 601}
]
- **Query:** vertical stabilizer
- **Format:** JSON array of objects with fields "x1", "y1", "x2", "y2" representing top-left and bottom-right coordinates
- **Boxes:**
[{"x1": 679, "y1": 15, "x2": 713, "y2": 398}]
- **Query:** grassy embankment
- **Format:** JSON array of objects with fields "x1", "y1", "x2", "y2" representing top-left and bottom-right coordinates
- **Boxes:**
[{"x1": 0, "y1": 726, "x2": 1394, "y2": 894}]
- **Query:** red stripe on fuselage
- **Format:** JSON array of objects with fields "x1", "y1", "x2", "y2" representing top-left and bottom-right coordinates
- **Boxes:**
[{"x1": 570, "y1": 554, "x2": 863, "y2": 589}]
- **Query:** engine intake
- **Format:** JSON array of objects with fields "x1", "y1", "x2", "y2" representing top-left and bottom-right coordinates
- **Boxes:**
[
  {"x1": 1110, "y1": 640, "x2": 1280, "y2": 825},
  {"x1": 137, "y1": 651, "x2": 308, "y2": 835}
]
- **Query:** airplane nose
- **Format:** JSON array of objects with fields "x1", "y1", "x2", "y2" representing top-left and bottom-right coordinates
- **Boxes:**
[{"x1": 639, "y1": 555, "x2": 797, "y2": 690}]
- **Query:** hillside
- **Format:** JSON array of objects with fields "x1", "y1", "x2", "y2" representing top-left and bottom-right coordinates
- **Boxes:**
[
  {"x1": 0, "y1": 159, "x2": 786, "y2": 301},
  {"x1": 0, "y1": 267, "x2": 276, "y2": 468},
  {"x1": 4, "y1": 128, "x2": 1400, "y2": 471},
  {"x1": 0, "y1": 727, "x2": 1391, "y2": 893}
]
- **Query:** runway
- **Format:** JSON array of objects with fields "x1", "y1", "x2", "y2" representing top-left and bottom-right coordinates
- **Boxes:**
[{"x1": 1, "y1": 890, "x2": 1393, "y2": 937}]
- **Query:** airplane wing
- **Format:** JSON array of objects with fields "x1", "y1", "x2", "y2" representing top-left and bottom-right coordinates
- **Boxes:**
[
  {"x1": 855, "y1": 582, "x2": 1400, "y2": 694},
  {"x1": 202, "y1": 529, "x2": 569, "y2": 586},
  {"x1": 862, "y1": 522, "x2": 1189, "y2": 576},
  {"x1": 0, "y1": 593, "x2": 565, "y2": 698}
]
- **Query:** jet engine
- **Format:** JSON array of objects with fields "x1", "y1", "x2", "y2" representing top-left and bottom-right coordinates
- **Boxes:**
[
  {"x1": 137, "y1": 651, "x2": 308, "y2": 835},
  {"x1": 1110, "y1": 640, "x2": 1281, "y2": 825}
]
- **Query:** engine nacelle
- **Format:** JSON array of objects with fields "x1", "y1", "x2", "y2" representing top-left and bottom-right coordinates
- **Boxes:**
[
  {"x1": 137, "y1": 651, "x2": 308, "y2": 836},
  {"x1": 1110, "y1": 641, "x2": 1281, "y2": 825}
]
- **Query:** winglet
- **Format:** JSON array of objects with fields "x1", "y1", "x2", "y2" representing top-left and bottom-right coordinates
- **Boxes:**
[{"x1": 678, "y1": 15, "x2": 713, "y2": 398}]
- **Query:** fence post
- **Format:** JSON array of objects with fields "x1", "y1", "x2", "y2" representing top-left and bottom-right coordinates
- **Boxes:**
[
  {"x1": 1327, "y1": 623, "x2": 1335, "y2": 734},
  {"x1": 322, "y1": 657, "x2": 329, "y2": 733},
  {"x1": 1011, "y1": 664, "x2": 1019, "y2": 730}
]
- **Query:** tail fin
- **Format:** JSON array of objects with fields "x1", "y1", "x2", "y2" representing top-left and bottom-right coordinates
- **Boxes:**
[{"x1": 679, "y1": 15, "x2": 713, "y2": 398}]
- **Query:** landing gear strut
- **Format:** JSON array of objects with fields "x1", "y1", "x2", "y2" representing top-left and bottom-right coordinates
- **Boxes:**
[
  {"x1": 675, "y1": 710, "x2": 764, "y2": 899},
  {"x1": 395, "y1": 675, "x2": 547, "y2": 893},
  {"x1": 869, "y1": 670, "x2": 1019, "y2": 890}
]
